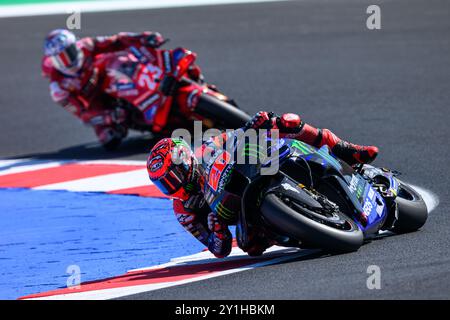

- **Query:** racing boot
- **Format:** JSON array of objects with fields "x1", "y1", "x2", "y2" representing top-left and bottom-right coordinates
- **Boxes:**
[
  {"x1": 276, "y1": 113, "x2": 379, "y2": 166},
  {"x1": 330, "y1": 140, "x2": 379, "y2": 166}
]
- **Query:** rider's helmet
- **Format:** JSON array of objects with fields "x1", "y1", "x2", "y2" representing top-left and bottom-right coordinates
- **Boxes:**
[
  {"x1": 147, "y1": 138, "x2": 196, "y2": 201},
  {"x1": 44, "y1": 29, "x2": 84, "y2": 75}
]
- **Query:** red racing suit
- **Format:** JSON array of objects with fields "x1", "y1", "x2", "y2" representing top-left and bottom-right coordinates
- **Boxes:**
[{"x1": 42, "y1": 32, "x2": 203, "y2": 145}]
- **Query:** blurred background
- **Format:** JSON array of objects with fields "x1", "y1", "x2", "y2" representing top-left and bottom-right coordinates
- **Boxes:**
[{"x1": 0, "y1": 0, "x2": 449, "y2": 299}]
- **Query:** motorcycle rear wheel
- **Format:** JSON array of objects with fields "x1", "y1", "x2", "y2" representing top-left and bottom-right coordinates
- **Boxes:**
[
  {"x1": 260, "y1": 193, "x2": 364, "y2": 253},
  {"x1": 391, "y1": 182, "x2": 428, "y2": 233},
  {"x1": 194, "y1": 93, "x2": 251, "y2": 129}
]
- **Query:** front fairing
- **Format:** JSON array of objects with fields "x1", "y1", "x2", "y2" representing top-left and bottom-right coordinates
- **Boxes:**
[
  {"x1": 286, "y1": 139, "x2": 390, "y2": 234},
  {"x1": 346, "y1": 173, "x2": 388, "y2": 233},
  {"x1": 96, "y1": 49, "x2": 164, "y2": 123}
]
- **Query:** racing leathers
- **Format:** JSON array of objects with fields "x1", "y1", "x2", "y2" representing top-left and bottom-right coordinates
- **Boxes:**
[
  {"x1": 172, "y1": 112, "x2": 379, "y2": 258},
  {"x1": 42, "y1": 31, "x2": 203, "y2": 148}
]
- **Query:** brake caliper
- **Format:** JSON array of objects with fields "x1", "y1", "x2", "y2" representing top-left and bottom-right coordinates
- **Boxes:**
[{"x1": 297, "y1": 184, "x2": 340, "y2": 214}]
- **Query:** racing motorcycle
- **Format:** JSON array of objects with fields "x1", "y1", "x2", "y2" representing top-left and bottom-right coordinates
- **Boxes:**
[
  {"x1": 93, "y1": 45, "x2": 250, "y2": 149},
  {"x1": 207, "y1": 134, "x2": 428, "y2": 253}
]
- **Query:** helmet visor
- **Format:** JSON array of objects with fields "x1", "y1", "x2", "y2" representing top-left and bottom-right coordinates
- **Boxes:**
[
  {"x1": 152, "y1": 162, "x2": 191, "y2": 196},
  {"x1": 51, "y1": 43, "x2": 79, "y2": 71}
]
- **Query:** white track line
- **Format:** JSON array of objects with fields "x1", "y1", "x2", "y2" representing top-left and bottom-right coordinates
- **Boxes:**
[
  {"x1": 0, "y1": 159, "x2": 29, "y2": 168},
  {"x1": 0, "y1": 159, "x2": 146, "y2": 178},
  {"x1": 81, "y1": 159, "x2": 146, "y2": 166},
  {"x1": 0, "y1": 160, "x2": 65, "y2": 176},
  {"x1": 130, "y1": 244, "x2": 300, "y2": 272},
  {"x1": 0, "y1": 0, "x2": 288, "y2": 18},
  {"x1": 26, "y1": 246, "x2": 310, "y2": 300},
  {"x1": 34, "y1": 168, "x2": 150, "y2": 192}
]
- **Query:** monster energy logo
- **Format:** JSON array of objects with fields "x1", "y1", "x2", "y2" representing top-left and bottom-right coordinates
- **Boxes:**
[
  {"x1": 291, "y1": 140, "x2": 314, "y2": 155},
  {"x1": 291, "y1": 140, "x2": 342, "y2": 169},
  {"x1": 316, "y1": 146, "x2": 342, "y2": 169},
  {"x1": 241, "y1": 143, "x2": 265, "y2": 161},
  {"x1": 216, "y1": 202, "x2": 235, "y2": 221},
  {"x1": 172, "y1": 138, "x2": 189, "y2": 147}
]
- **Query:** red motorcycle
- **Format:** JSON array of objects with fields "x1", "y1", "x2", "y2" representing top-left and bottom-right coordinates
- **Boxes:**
[{"x1": 94, "y1": 45, "x2": 250, "y2": 149}]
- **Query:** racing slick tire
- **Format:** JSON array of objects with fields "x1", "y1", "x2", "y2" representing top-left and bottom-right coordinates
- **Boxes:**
[
  {"x1": 392, "y1": 182, "x2": 428, "y2": 233},
  {"x1": 260, "y1": 193, "x2": 364, "y2": 253},
  {"x1": 194, "y1": 93, "x2": 251, "y2": 129}
]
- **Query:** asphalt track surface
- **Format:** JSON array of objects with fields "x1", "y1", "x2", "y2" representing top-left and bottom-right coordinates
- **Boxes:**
[{"x1": 0, "y1": 0, "x2": 449, "y2": 299}]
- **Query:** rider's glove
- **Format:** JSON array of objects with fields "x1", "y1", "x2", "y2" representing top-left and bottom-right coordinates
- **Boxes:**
[
  {"x1": 245, "y1": 111, "x2": 276, "y2": 130},
  {"x1": 159, "y1": 75, "x2": 177, "y2": 96},
  {"x1": 144, "y1": 32, "x2": 165, "y2": 48},
  {"x1": 187, "y1": 64, "x2": 204, "y2": 83}
]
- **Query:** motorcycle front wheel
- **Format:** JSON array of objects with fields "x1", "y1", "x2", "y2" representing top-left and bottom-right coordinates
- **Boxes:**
[{"x1": 260, "y1": 193, "x2": 364, "y2": 253}]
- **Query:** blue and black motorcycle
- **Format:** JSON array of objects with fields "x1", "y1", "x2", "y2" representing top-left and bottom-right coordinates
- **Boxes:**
[{"x1": 212, "y1": 135, "x2": 429, "y2": 253}]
